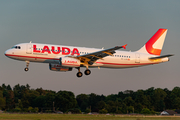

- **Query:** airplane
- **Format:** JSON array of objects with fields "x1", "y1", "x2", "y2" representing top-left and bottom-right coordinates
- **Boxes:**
[{"x1": 4, "y1": 28, "x2": 173, "y2": 77}]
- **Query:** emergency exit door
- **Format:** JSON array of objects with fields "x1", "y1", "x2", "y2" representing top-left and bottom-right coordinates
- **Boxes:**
[{"x1": 26, "y1": 44, "x2": 32, "y2": 54}]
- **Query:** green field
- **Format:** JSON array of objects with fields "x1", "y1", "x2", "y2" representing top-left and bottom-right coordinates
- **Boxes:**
[{"x1": 0, "y1": 114, "x2": 180, "y2": 120}]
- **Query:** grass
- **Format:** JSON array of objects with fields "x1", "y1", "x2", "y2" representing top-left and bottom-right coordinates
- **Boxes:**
[{"x1": 0, "y1": 114, "x2": 180, "y2": 120}]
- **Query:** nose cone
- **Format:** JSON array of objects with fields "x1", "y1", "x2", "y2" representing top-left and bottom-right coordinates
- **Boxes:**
[{"x1": 4, "y1": 49, "x2": 11, "y2": 57}]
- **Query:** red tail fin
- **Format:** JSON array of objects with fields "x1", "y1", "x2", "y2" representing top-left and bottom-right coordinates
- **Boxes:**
[{"x1": 137, "y1": 28, "x2": 168, "y2": 56}]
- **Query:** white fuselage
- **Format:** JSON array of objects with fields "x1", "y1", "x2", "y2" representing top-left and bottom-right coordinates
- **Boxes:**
[{"x1": 5, "y1": 43, "x2": 169, "y2": 68}]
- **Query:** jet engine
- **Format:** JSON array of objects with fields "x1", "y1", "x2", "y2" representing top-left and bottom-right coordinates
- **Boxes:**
[
  {"x1": 49, "y1": 63, "x2": 72, "y2": 72},
  {"x1": 59, "y1": 57, "x2": 80, "y2": 67}
]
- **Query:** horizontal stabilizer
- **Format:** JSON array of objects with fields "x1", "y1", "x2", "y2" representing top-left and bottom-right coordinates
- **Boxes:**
[{"x1": 149, "y1": 54, "x2": 174, "y2": 60}]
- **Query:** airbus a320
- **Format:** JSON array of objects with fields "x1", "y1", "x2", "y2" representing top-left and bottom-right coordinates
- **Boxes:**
[{"x1": 5, "y1": 28, "x2": 173, "y2": 77}]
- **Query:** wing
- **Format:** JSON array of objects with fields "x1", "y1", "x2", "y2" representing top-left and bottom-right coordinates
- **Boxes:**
[{"x1": 70, "y1": 44, "x2": 127, "y2": 65}]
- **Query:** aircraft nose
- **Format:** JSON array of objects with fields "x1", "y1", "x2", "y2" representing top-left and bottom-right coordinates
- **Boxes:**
[{"x1": 4, "y1": 49, "x2": 11, "y2": 56}]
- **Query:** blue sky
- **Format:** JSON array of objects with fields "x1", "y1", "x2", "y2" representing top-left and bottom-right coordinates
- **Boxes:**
[{"x1": 1, "y1": 0, "x2": 180, "y2": 95}]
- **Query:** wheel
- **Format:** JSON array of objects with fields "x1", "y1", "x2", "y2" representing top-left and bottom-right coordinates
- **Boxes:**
[
  {"x1": 76, "y1": 72, "x2": 83, "y2": 77},
  {"x1": 24, "y1": 67, "x2": 29, "y2": 71},
  {"x1": 84, "y1": 69, "x2": 91, "y2": 75}
]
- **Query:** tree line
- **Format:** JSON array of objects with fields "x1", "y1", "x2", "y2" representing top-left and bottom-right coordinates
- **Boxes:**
[{"x1": 0, "y1": 84, "x2": 180, "y2": 114}]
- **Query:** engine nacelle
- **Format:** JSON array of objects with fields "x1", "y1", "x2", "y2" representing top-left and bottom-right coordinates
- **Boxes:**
[
  {"x1": 49, "y1": 63, "x2": 72, "y2": 72},
  {"x1": 59, "y1": 57, "x2": 80, "y2": 67}
]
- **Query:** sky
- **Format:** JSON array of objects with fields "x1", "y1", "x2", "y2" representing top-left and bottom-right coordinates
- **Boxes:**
[{"x1": 1, "y1": 0, "x2": 180, "y2": 96}]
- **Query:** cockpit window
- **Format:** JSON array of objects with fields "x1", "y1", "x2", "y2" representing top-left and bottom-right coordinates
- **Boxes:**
[{"x1": 12, "y1": 46, "x2": 21, "y2": 49}]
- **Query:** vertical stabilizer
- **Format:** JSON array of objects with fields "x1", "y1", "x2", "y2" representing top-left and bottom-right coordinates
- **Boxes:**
[{"x1": 137, "y1": 28, "x2": 168, "y2": 56}]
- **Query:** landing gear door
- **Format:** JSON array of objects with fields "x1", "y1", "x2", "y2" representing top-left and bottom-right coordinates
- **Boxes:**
[
  {"x1": 135, "y1": 53, "x2": 140, "y2": 63},
  {"x1": 26, "y1": 44, "x2": 32, "y2": 54}
]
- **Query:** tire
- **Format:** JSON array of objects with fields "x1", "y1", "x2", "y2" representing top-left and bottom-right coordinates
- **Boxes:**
[
  {"x1": 84, "y1": 69, "x2": 91, "y2": 75},
  {"x1": 77, "y1": 72, "x2": 83, "y2": 77},
  {"x1": 24, "y1": 68, "x2": 29, "y2": 71}
]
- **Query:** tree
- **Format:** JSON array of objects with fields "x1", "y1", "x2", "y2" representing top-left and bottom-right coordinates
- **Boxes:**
[
  {"x1": 105, "y1": 100, "x2": 116, "y2": 113},
  {"x1": 0, "y1": 91, "x2": 6, "y2": 110},
  {"x1": 33, "y1": 107, "x2": 39, "y2": 113},
  {"x1": 106, "y1": 94, "x2": 118, "y2": 101},
  {"x1": 28, "y1": 90, "x2": 40, "y2": 108},
  {"x1": 17, "y1": 99, "x2": 23, "y2": 109},
  {"x1": 134, "y1": 103, "x2": 143, "y2": 113},
  {"x1": 6, "y1": 90, "x2": 15, "y2": 109},
  {"x1": 141, "y1": 108, "x2": 151, "y2": 114},
  {"x1": 68, "y1": 108, "x2": 81, "y2": 114},
  {"x1": 7, "y1": 85, "x2": 12, "y2": 91},
  {"x1": 2, "y1": 84, "x2": 6, "y2": 90},
  {"x1": 14, "y1": 107, "x2": 21, "y2": 112},
  {"x1": 163, "y1": 88, "x2": 172, "y2": 109},
  {"x1": 76, "y1": 94, "x2": 89, "y2": 112},
  {"x1": 33, "y1": 95, "x2": 46, "y2": 110},
  {"x1": 88, "y1": 93, "x2": 98, "y2": 112},
  {"x1": 28, "y1": 106, "x2": 33, "y2": 112},
  {"x1": 97, "y1": 101, "x2": 106, "y2": 111},
  {"x1": 170, "y1": 87, "x2": 180, "y2": 109},
  {"x1": 153, "y1": 88, "x2": 167, "y2": 111},
  {"x1": 127, "y1": 106, "x2": 134, "y2": 113},
  {"x1": 135, "y1": 90, "x2": 150, "y2": 108},
  {"x1": 99, "y1": 108, "x2": 108, "y2": 114},
  {"x1": 45, "y1": 92, "x2": 56, "y2": 109},
  {"x1": 171, "y1": 87, "x2": 180, "y2": 98},
  {"x1": 123, "y1": 96, "x2": 135, "y2": 106},
  {"x1": 85, "y1": 108, "x2": 91, "y2": 113},
  {"x1": 55, "y1": 91, "x2": 77, "y2": 112},
  {"x1": 172, "y1": 97, "x2": 180, "y2": 109}
]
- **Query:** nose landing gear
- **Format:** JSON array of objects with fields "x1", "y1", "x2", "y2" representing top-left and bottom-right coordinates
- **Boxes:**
[{"x1": 24, "y1": 61, "x2": 30, "y2": 72}]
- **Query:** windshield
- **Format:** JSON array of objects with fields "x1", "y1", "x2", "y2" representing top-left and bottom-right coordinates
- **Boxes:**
[{"x1": 12, "y1": 46, "x2": 21, "y2": 49}]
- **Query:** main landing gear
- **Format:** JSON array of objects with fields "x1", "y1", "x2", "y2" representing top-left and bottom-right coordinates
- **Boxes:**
[
  {"x1": 24, "y1": 61, "x2": 30, "y2": 72},
  {"x1": 76, "y1": 67, "x2": 91, "y2": 78}
]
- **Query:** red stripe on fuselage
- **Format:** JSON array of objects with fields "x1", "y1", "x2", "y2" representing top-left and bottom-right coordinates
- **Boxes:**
[
  {"x1": 5, "y1": 54, "x2": 157, "y2": 66},
  {"x1": 5, "y1": 54, "x2": 59, "y2": 60},
  {"x1": 96, "y1": 62, "x2": 156, "y2": 66}
]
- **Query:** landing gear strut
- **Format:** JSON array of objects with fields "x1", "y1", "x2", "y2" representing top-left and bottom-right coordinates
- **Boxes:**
[
  {"x1": 24, "y1": 61, "x2": 30, "y2": 72},
  {"x1": 84, "y1": 64, "x2": 91, "y2": 76}
]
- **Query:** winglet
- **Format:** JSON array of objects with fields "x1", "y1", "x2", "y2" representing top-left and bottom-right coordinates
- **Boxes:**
[{"x1": 122, "y1": 44, "x2": 127, "y2": 49}]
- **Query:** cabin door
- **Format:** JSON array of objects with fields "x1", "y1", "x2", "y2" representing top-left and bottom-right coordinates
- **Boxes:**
[
  {"x1": 26, "y1": 44, "x2": 32, "y2": 54},
  {"x1": 135, "y1": 54, "x2": 140, "y2": 63}
]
